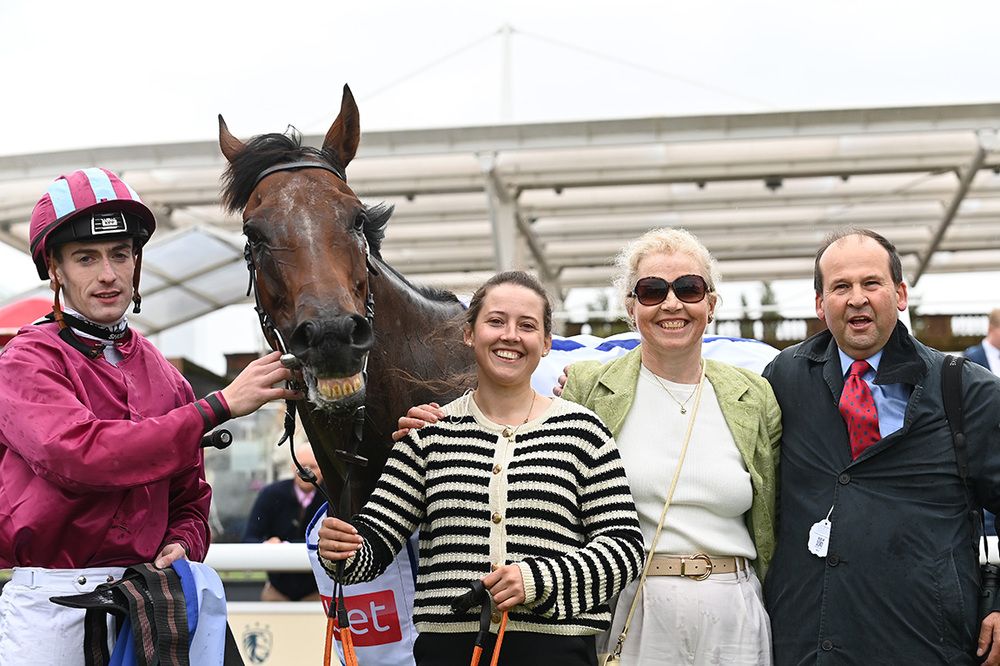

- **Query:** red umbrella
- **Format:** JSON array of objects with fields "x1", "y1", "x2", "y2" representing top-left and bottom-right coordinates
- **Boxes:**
[{"x1": 0, "y1": 297, "x2": 50, "y2": 345}]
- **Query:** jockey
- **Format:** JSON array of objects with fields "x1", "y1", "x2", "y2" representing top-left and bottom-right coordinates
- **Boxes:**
[{"x1": 0, "y1": 167, "x2": 300, "y2": 665}]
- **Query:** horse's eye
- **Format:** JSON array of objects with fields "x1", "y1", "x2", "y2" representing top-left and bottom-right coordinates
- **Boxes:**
[
  {"x1": 353, "y1": 213, "x2": 367, "y2": 232},
  {"x1": 244, "y1": 226, "x2": 265, "y2": 247}
]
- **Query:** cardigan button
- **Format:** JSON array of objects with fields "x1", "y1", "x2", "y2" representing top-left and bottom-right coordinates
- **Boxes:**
[
  {"x1": 492, "y1": 513, "x2": 502, "y2": 524},
  {"x1": 491, "y1": 611, "x2": 501, "y2": 624},
  {"x1": 493, "y1": 464, "x2": 502, "y2": 474},
  {"x1": 827, "y1": 555, "x2": 840, "y2": 566},
  {"x1": 821, "y1": 639, "x2": 834, "y2": 651}
]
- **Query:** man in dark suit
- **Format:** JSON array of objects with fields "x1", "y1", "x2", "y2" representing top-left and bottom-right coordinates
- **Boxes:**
[
  {"x1": 244, "y1": 444, "x2": 326, "y2": 601},
  {"x1": 965, "y1": 308, "x2": 1000, "y2": 374}
]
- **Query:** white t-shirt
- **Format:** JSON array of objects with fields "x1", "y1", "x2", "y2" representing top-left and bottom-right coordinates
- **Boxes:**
[{"x1": 615, "y1": 365, "x2": 757, "y2": 558}]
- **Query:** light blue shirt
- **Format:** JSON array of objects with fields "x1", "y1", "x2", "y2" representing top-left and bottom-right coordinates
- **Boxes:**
[{"x1": 838, "y1": 348, "x2": 910, "y2": 438}]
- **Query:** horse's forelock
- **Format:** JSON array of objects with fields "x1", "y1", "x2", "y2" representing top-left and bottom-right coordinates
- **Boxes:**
[{"x1": 220, "y1": 128, "x2": 341, "y2": 213}]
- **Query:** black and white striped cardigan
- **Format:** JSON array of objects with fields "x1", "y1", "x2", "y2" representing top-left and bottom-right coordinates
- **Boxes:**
[{"x1": 321, "y1": 393, "x2": 644, "y2": 636}]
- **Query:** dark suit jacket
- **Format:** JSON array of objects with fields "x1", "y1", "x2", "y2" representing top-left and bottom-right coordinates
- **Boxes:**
[
  {"x1": 964, "y1": 342, "x2": 990, "y2": 370},
  {"x1": 244, "y1": 479, "x2": 326, "y2": 599}
]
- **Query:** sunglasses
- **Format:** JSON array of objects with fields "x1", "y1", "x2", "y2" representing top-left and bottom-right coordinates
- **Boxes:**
[{"x1": 629, "y1": 275, "x2": 710, "y2": 306}]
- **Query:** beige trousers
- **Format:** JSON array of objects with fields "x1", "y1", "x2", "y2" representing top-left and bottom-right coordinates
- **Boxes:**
[{"x1": 601, "y1": 566, "x2": 771, "y2": 666}]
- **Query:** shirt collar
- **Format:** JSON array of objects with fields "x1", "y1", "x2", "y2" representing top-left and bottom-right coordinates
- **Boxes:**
[
  {"x1": 838, "y1": 347, "x2": 884, "y2": 377},
  {"x1": 294, "y1": 483, "x2": 316, "y2": 508}
]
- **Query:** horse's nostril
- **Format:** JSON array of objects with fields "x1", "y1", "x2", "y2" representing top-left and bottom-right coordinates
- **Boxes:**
[
  {"x1": 348, "y1": 314, "x2": 373, "y2": 350},
  {"x1": 290, "y1": 320, "x2": 319, "y2": 354}
]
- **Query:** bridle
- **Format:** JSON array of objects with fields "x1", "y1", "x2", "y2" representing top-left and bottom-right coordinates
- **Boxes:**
[{"x1": 242, "y1": 159, "x2": 378, "y2": 666}]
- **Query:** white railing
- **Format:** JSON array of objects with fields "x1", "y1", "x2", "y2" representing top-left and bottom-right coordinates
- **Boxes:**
[
  {"x1": 204, "y1": 542, "x2": 313, "y2": 572},
  {"x1": 5, "y1": 536, "x2": 999, "y2": 575}
]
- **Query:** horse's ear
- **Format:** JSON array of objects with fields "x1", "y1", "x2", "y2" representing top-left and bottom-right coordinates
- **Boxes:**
[
  {"x1": 323, "y1": 84, "x2": 360, "y2": 169},
  {"x1": 218, "y1": 114, "x2": 246, "y2": 163}
]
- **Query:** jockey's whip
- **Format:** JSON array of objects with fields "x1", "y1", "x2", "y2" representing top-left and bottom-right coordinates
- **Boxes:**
[{"x1": 452, "y1": 580, "x2": 509, "y2": 666}]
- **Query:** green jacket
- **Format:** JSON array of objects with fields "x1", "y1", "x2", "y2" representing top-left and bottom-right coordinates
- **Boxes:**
[{"x1": 562, "y1": 347, "x2": 781, "y2": 579}]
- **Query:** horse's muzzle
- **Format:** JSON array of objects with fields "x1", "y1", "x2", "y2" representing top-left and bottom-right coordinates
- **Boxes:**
[
  {"x1": 290, "y1": 314, "x2": 373, "y2": 358},
  {"x1": 288, "y1": 313, "x2": 373, "y2": 410}
]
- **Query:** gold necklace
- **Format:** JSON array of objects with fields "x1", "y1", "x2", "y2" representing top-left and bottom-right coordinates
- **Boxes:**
[
  {"x1": 648, "y1": 365, "x2": 701, "y2": 414},
  {"x1": 477, "y1": 389, "x2": 537, "y2": 438}
]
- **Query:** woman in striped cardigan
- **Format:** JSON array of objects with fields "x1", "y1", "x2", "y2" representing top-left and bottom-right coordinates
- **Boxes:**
[{"x1": 318, "y1": 271, "x2": 644, "y2": 666}]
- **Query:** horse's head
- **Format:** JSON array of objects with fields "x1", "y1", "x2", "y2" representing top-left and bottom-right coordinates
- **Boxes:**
[{"x1": 219, "y1": 85, "x2": 386, "y2": 414}]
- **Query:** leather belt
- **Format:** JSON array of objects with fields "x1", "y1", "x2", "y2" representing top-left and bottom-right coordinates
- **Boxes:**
[{"x1": 647, "y1": 554, "x2": 748, "y2": 580}]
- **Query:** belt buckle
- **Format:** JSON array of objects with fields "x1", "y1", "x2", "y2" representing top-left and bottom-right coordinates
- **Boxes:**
[{"x1": 681, "y1": 553, "x2": 713, "y2": 581}]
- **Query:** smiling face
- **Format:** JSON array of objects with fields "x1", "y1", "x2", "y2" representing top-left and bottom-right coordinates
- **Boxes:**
[
  {"x1": 49, "y1": 238, "x2": 135, "y2": 324},
  {"x1": 627, "y1": 250, "x2": 715, "y2": 360},
  {"x1": 464, "y1": 283, "x2": 552, "y2": 392},
  {"x1": 815, "y1": 234, "x2": 908, "y2": 359}
]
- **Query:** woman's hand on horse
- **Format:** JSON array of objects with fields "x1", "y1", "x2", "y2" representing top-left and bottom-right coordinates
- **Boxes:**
[
  {"x1": 391, "y1": 403, "x2": 445, "y2": 442},
  {"x1": 482, "y1": 564, "x2": 526, "y2": 611},
  {"x1": 222, "y1": 351, "x2": 303, "y2": 418},
  {"x1": 318, "y1": 516, "x2": 363, "y2": 561}
]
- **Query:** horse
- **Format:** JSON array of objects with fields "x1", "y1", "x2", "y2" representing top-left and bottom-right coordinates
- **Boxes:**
[{"x1": 218, "y1": 84, "x2": 474, "y2": 519}]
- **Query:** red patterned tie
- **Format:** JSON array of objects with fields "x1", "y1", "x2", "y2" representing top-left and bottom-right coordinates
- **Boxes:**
[{"x1": 839, "y1": 359, "x2": 881, "y2": 459}]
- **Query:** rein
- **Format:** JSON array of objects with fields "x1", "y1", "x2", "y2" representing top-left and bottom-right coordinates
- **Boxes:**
[{"x1": 243, "y1": 160, "x2": 376, "y2": 666}]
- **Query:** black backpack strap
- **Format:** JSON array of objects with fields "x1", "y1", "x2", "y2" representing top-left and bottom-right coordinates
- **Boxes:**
[
  {"x1": 941, "y1": 355, "x2": 986, "y2": 552},
  {"x1": 224, "y1": 623, "x2": 246, "y2": 665}
]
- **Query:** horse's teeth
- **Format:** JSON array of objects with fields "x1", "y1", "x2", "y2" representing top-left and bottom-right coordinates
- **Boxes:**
[{"x1": 317, "y1": 373, "x2": 364, "y2": 400}]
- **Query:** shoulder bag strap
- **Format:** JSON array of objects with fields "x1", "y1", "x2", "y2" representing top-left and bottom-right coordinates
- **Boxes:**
[
  {"x1": 606, "y1": 365, "x2": 706, "y2": 663},
  {"x1": 941, "y1": 355, "x2": 986, "y2": 557}
]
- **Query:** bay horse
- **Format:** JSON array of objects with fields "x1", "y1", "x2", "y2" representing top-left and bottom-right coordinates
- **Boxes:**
[{"x1": 218, "y1": 84, "x2": 474, "y2": 519}]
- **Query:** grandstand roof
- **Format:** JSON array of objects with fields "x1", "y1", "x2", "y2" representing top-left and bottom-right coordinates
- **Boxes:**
[{"x1": 1, "y1": 103, "x2": 999, "y2": 333}]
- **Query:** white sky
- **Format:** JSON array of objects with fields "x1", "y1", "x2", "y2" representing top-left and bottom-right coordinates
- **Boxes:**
[
  {"x1": 4, "y1": 0, "x2": 1000, "y2": 154},
  {"x1": 3, "y1": 0, "x2": 999, "y2": 368}
]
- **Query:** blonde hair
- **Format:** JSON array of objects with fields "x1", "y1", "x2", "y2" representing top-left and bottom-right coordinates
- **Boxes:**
[{"x1": 612, "y1": 228, "x2": 722, "y2": 312}]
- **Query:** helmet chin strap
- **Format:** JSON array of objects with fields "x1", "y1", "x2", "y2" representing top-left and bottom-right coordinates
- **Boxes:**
[
  {"x1": 132, "y1": 250, "x2": 143, "y2": 314},
  {"x1": 49, "y1": 278, "x2": 103, "y2": 360},
  {"x1": 50, "y1": 277, "x2": 67, "y2": 331}
]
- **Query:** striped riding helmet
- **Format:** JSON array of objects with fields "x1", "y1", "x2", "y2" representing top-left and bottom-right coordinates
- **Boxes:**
[{"x1": 29, "y1": 168, "x2": 156, "y2": 280}]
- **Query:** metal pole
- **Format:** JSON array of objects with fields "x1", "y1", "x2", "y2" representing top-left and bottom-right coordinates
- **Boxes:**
[
  {"x1": 911, "y1": 145, "x2": 987, "y2": 287},
  {"x1": 500, "y1": 24, "x2": 513, "y2": 122}
]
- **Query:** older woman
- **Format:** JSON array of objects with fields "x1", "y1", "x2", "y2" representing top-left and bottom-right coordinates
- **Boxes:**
[{"x1": 561, "y1": 228, "x2": 780, "y2": 665}]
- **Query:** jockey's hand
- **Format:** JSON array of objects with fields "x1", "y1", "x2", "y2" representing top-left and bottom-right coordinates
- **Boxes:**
[
  {"x1": 153, "y1": 543, "x2": 187, "y2": 569},
  {"x1": 222, "y1": 351, "x2": 303, "y2": 418},
  {"x1": 318, "y1": 517, "x2": 363, "y2": 561},
  {"x1": 553, "y1": 364, "x2": 571, "y2": 397},
  {"x1": 392, "y1": 403, "x2": 445, "y2": 442},
  {"x1": 483, "y1": 564, "x2": 526, "y2": 611}
]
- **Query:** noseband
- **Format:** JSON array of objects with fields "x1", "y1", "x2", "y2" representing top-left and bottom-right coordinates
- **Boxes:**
[{"x1": 242, "y1": 159, "x2": 378, "y2": 666}]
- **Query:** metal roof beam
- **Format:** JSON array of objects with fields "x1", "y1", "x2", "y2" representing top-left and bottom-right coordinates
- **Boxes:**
[{"x1": 911, "y1": 135, "x2": 993, "y2": 286}]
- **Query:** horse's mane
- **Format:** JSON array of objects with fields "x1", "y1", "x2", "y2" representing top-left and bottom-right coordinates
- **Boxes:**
[
  {"x1": 378, "y1": 258, "x2": 462, "y2": 306},
  {"x1": 222, "y1": 127, "x2": 459, "y2": 306}
]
